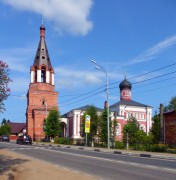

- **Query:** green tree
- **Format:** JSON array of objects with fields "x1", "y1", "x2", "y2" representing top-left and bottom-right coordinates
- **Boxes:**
[
  {"x1": 134, "y1": 130, "x2": 148, "y2": 143},
  {"x1": 99, "y1": 108, "x2": 112, "y2": 147},
  {"x1": 164, "y1": 96, "x2": 176, "y2": 112},
  {"x1": 0, "y1": 123, "x2": 11, "y2": 135},
  {"x1": 0, "y1": 60, "x2": 12, "y2": 112},
  {"x1": 82, "y1": 106, "x2": 99, "y2": 147},
  {"x1": 44, "y1": 109, "x2": 61, "y2": 140},
  {"x1": 112, "y1": 119, "x2": 118, "y2": 148},
  {"x1": 1, "y1": 118, "x2": 7, "y2": 125},
  {"x1": 150, "y1": 112, "x2": 160, "y2": 143},
  {"x1": 123, "y1": 117, "x2": 140, "y2": 144}
]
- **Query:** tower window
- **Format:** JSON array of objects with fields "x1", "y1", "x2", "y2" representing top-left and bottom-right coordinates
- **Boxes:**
[
  {"x1": 42, "y1": 56, "x2": 45, "y2": 59},
  {"x1": 42, "y1": 99, "x2": 45, "y2": 106},
  {"x1": 42, "y1": 48, "x2": 44, "y2": 51},
  {"x1": 34, "y1": 66, "x2": 37, "y2": 83},
  {"x1": 41, "y1": 66, "x2": 46, "y2": 83}
]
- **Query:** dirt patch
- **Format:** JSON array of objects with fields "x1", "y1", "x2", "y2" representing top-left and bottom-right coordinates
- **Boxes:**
[{"x1": 0, "y1": 149, "x2": 99, "y2": 180}]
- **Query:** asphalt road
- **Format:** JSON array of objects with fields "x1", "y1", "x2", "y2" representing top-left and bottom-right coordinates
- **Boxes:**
[{"x1": 1, "y1": 142, "x2": 176, "y2": 180}]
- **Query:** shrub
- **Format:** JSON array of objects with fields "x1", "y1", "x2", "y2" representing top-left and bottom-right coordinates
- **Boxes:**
[
  {"x1": 54, "y1": 137, "x2": 73, "y2": 145},
  {"x1": 54, "y1": 136, "x2": 59, "y2": 143},
  {"x1": 167, "y1": 149, "x2": 176, "y2": 154},
  {"x1": 76, "y1": 138, "x2": 85, "y2": 146},
  {"x1": 115, "y1": 141, "x2": 125, "y2": 149},
  {"x1": 94, "y1": 142, "x2": 107, "y2": 148},
  {"x1": 146, "y1": 144, "x2": 168, "y2": 152}
]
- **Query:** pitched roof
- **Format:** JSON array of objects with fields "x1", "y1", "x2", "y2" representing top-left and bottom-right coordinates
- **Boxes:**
[
  {"x1": 33, "y1": 25, "x2": 52, "y2": 69},
  {"x1": 110, "y1": 99, "x2": 152, "y2": 111},
  {"x1": 61, "y1": 105, "x2": 104, "y2": 117},
  {"x1": 7, "y1": 122, "x2": 26, "y2": 134},
  {"x1": 164, "y1": 110, "x2": 176, "y2": 115},
  {"x1": 75, "y1": 105, "x2": 104, "y2": 112}
]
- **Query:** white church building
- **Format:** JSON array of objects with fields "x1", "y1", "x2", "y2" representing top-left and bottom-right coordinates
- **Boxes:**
[{"x1": 61, "y1": 77, "x2": 153, "y2": 142}]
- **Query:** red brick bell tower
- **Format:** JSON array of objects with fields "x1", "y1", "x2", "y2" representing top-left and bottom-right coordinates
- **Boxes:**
[{"x1": 26, "y1": 24, "x2": 58, "y2": 141}]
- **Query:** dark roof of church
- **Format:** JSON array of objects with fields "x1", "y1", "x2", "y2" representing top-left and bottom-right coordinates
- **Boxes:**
[
  {"x1": 33, "y1": 25, "x2": 52, "y2": 69},
  {"x1": 61, "y1": 105, "x2": 104, "y2": 117},
  {"x1": 75, "y1": 105, "x2": 104, "y2": 112},
  {"x1": 110, "y1": 99, "x2": 152, "y2": 111},
  {"x1": 7, "y1": 122, "x2": 26, "y2": 134},
  {"x1": 119, "y1": 78, "x2": 132, "y2": 90}
]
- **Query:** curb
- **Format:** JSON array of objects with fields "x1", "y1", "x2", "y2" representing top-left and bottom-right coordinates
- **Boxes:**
[{"x1": 34, "y1": 142, "x2": 176, "y2": 161}]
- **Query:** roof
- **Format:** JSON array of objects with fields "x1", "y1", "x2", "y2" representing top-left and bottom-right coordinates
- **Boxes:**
[
  {"x1": 119, "y1": 78, "x2": 132, "y2": 90},
  {"x1": 62, "y1": 105, "x2": 104, "y2": 117},
  {"x1": 75, "y1": 105, "x2": 104, "y2": 112},
  {"x1": 110, "y1": 99, "x2": 152, "y2": 111},
  {"x1": 7, "y1": 122, "x2": 26, "y2": 134},
  {"x1": 33, "y1": 25, "x2": 52, "y2": 69},
  {"x1": 164, "y1": 111, "x2": 176, "y2": 115}
]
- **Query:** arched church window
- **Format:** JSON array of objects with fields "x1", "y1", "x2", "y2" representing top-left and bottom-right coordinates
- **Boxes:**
[
  {"x1": 41, "y1": 66, "x2": 46, "y2": 83},
  {"x1": 139, "y1": 124, "x2": 145, "y2": 131},
  {"x1": 116, "y1": 124, "x2": 121, "y2": 136},
  {"x1": 126, "y1": 112, "x2": 128, "y2": 118},
  {"x1": 135, "y1": 113, "x2": 138, "y2": 119}
]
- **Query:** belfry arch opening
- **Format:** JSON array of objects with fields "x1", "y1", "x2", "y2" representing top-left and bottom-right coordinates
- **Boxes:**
[
  {"x1": 34, "y1": 66, "x2": 37, "y2": 83},
  {"x1": 41, "y1": 66, "x2": 46, "y2": 83}
]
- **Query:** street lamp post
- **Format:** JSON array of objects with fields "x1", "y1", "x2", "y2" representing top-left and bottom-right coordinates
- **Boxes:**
[{"x1": 91, "y1": 60, "x2": 110, "y2": 149}]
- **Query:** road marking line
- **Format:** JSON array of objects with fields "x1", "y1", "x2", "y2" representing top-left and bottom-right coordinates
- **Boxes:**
[{"x1": 38, "y1": 147, "x2": 176, "y2": 174}]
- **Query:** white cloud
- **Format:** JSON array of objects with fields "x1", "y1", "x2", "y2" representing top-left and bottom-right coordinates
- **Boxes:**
[
  {"x1": 2, "y1": 0, "x2": 93, "y2": 36},
  {"x1": 0, "y1": 47, "x2": 34, "y2": 73},
  {"x1": 55, "y1": 66, "x2": 103, "y2": 89},
  {"x1": 128, "y1": 35, "x2": 176, "y2": 65},
  {"x1": 85, "y1": 73, "x2": 102, "y2": 84},
  {"x1": 13, "y1": 94, "x2": 26, "y2": 100}
]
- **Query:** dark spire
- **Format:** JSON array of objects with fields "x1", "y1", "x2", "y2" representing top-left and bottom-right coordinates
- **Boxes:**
[{"x1": 33, "y1": 24, "x2": 52, "y2": 69}]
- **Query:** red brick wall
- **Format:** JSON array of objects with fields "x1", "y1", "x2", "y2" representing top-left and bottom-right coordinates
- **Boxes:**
[
  {"x1": 26, "y1": 82, "x2": 58, "y2": 141},
  {"x1": 164, "y1": 112, "x2": 176, "y2": 145}
]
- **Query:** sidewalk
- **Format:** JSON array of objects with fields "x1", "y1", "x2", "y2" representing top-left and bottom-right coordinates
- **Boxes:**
[
  {"x1": 0, "y1": 148, "x2": 99, "y2": 180},
  {"x1": 34, "y1": 141, "x2": 176, "y2": 161}
]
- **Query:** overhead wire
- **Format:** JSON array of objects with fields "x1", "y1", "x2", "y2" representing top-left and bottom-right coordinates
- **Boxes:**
[
  {"x1": 7, "y1": 61, "x2": 176, "y2": 111},
  {"x1": 59, "y1": 68, "x2": 176, "y2": 107}
]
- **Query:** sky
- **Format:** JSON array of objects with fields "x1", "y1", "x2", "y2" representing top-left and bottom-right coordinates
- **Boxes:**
[{"x1": 0, "y1": 0, "x2": 176, "y2": 123}]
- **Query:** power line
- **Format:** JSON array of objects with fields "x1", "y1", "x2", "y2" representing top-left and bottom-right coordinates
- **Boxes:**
[
  {"x1": 60, "y1": 63, "x2": 176, "y2": 107},
  {"x1": 7, "y1": 61, "x2": 176, "y2": 109},
  {"x1": 108, "y1": 61, "x2": 176, "y2": 86},
  {"x1": 59, "y1": 85, "x2": 105, "y2": 103},
  {"x1": 59, "y1": 90, "x2": 105, "y2": 108},
  {"x1": 108, "y1": 70, "x2": 176, "y2": 91}
]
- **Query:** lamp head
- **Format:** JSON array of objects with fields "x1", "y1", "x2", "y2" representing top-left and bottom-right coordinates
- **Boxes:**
[{"x1": 91, "y1": 59, "x2": 96, "y2": 64}]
